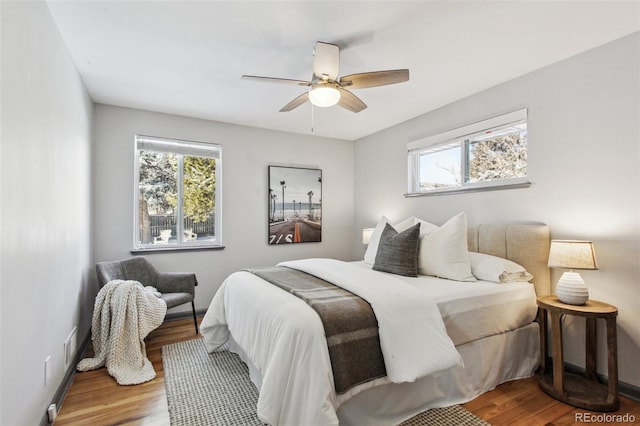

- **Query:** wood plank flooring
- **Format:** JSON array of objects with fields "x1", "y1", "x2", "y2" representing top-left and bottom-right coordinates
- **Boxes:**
[{"x1": 56, "y1": 317, "x2": 640, "y2": 425}]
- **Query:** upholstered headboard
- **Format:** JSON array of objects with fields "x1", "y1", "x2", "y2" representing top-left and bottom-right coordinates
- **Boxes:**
[{"x1": 467, "y1": 224, "x2": 550, "y2": 296}]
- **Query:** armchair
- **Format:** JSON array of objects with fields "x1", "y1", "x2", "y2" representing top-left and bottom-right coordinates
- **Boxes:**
[{"x1": 96, "y1": 257, "x2": 199, "y2": 333}]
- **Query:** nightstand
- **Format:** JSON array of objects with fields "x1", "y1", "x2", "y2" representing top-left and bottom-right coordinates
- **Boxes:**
[{"x1": 537, "y1": 296, "x2": 619, "y2": 411}]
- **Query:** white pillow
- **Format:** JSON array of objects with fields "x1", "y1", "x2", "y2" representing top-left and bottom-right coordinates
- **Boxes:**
[
  {"x1": 468, "y1": 252, "x2": 534, "y2": 283},
  {"x1": 418, "y1": 212, "x2": 476, "y2": 281},
  {"x1": 393, "y1": 216, "x2": 416, "y2": 232},
  {"x1": 413, "y1": 217, "x2": 439, "y2": 237},
  {"x1": 364, "y1": 216, "x2": 391, "y2": 264},
  {"x1": 364, "y1": 216, "x2": 432, "y2": 264}
]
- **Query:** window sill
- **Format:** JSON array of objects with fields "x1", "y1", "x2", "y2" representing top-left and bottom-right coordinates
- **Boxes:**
[
  {"x1": 405, "y1": 180, "x2": 531, "y2": 197},
  {"x1": 131, "y1": 245, "x2": 225, "y2": 254}
]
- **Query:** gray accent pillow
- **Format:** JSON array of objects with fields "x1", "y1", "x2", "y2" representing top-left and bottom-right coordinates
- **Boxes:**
[{"x1": 373, "y1": 222, "x2": 421, "y2": 277}]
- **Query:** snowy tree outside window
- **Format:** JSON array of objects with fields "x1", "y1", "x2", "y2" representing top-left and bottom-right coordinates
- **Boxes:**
[
  {"x1": 407, "y1": 109, "x2": 529, "y2": 195},
  {"x1": 134, "y1": 135, "x2": 222, "y2": 249}
]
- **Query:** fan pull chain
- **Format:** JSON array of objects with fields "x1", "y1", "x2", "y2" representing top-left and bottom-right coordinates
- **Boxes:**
[{"x1": 311, "y1": 104, "x2": 315, "y2": 133}]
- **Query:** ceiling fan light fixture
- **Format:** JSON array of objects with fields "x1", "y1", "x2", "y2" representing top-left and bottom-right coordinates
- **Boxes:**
[
  {"x1": 309, "y1": 83, "x2": 341, "y2": 107},
  {"x1": 243, "y1": 42, "x2": 409, "y2": 113}
]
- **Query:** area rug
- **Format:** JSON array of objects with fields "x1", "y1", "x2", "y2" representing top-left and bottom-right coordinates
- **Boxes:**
[{"x1": 162, "y1": 338, "x2": 490, "y2": 426}]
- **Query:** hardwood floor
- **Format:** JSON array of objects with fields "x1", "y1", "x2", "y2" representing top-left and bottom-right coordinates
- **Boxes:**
[
  {"x1": 463, "y1": 377, "x2": 640, "y2": 425},
  {"x1": 56, "y1": 317, "x2": 640, "y2": 425},
  {"x1": 55, "y1": 318, "x2": 199, "y2": 425}
]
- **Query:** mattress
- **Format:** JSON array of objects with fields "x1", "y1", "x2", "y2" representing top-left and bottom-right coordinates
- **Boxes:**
[{"x1": 350, "y1": 261, "x2": 538, "y2": 346}]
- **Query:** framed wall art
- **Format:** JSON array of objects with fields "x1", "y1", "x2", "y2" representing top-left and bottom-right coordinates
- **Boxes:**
[{"x1": 268, "y1": 165, "x2": 322, "y2": 245}]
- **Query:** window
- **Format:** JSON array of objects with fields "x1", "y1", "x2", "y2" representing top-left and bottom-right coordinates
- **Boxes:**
[
  {"x1": 407, "y1": 109, "x2": 529, "y2": 195},
  {"x1": 134, "y1": 135, "x2": 222, "y2": 250}
]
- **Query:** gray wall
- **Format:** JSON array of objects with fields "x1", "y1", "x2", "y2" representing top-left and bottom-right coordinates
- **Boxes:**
[
  {"x1": 0, "y1": 2, "x2": 94, "y2": 425},
  {"x1": 353, "y1": 33, "x2": 640, "y2": 388},
  {"x1": 93, "y1": 104, "x2": 355, "y2": 314}
]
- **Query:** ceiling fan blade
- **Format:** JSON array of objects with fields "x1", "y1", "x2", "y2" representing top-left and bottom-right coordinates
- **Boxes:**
[
  {"x1": 339, "y1": 69, "x2": 409, "y2": 89},
  {"x1": 242, "y1": 75, "x2": 311, "y2": 87},
  {"x1": 280, "y1": 92, "x2": 309, "y2": 112},
  {"x1": 313, "y1": 42, "x2": 340, "y2": 81},
  {"x1": 338, "y1": 88, "x2": 367, "y2": 113}
]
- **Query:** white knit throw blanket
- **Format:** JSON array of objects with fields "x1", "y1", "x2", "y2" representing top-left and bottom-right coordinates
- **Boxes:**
[{"x1": 77, "y1": 280, "x2": 167, "y2": 385}]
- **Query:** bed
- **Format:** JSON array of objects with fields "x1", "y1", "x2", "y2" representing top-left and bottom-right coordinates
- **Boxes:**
[{"x1": 201, "y1": 217, "x2": 550, "y2": 426}]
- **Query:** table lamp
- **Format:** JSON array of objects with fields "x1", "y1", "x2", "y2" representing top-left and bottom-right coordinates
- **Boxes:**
[
  {"x1": 547, "y1": 240, "x2": 598, "y2": 305},
  {"x1": 362, "y1": 228, "x2": 374, "y2": 245}
]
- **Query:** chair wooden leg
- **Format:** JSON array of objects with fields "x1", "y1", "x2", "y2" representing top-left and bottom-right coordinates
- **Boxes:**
[{"x1": 191, "y1": 301, "x2": 198, "y2": 334}]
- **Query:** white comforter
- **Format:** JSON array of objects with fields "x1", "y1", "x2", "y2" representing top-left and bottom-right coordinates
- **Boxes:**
[{"x1": 200, "y1": 258, "x2": 462, "y2": 425}]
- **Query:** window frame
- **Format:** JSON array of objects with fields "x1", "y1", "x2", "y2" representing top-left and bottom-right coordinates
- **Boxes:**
[
  {"x1": 132, "y1": 134, "x2": 223, "y2": 252},
  {"x1": 406, "y1": 109, "x2": 530, "y2": 196}
]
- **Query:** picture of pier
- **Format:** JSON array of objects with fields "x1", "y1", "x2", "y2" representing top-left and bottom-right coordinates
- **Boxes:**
[{"x1": 268, "y1": 166, "x2": 322, "y2": 244}]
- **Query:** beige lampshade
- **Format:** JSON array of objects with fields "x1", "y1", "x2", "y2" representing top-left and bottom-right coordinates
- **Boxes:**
[
  {"x1": 547, "y1": 240, "x2": 597, "y2": 270},
  {"x1": 362, "y1": 228, "x2": 374, "y2": 245}
]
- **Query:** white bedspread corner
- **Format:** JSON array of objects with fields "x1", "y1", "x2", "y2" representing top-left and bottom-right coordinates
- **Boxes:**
[{"x1": 200, "y1": 280, "x2": 230, "y2": 352}]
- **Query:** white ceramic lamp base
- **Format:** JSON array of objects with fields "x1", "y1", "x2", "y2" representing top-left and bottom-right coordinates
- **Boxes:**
[{"x1": 555, "y1": 271, "x2": 589, "y2": 305}]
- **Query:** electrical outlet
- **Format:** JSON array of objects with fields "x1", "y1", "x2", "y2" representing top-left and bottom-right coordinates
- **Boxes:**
[{"x1": 44, "y1": 355, "x2": 51, "y2": 386}]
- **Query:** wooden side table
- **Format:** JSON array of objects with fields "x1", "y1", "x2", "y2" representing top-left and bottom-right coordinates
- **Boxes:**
[{"x1": 537, "y1": 296, "x2": 619, "y2": 411}]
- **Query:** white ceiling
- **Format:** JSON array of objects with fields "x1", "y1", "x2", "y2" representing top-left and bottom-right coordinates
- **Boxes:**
[{"x1": 46, "y1": 1, "x2": 639, "y2": 141}]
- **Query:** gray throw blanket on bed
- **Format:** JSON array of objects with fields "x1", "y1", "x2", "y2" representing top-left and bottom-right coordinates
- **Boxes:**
[{"x1": 244, "y1": 266, "x2": 387, "y2": 395}]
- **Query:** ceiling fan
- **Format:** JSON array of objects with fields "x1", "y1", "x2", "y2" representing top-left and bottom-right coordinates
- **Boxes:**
[{"x1": 242, "y1": 42, "x2": 409, "y2": 113}]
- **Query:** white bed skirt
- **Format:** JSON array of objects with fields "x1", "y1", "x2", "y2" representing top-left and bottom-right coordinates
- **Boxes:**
[{"x1": 229, "y1": 321, "x2": 539, "y2": 426}]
